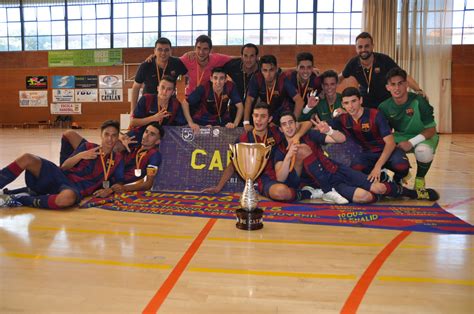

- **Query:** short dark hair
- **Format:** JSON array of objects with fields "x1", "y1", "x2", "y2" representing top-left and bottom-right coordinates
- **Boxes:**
[
  {"x1": 195, "y1": 34, "x2": 212, "y2": 50},
  {"x1": 279, "y1": 111, "x2": 296, "y2": 123},
  {"x1": 155, "y1": 37, "x2": 172, "y2": 47},
  {"x1": 146, "y1": 121, "x2": 165, "y2": 139},
  {"x1": 259, "y1": 55, "x2": 277, "y2": 67},
  {"x1": 320, "y1": 70, "x2": 339, "y2": 84},
  {"x1": 296, "y1": 52, "x2": 313, "y2": 65},
  {"x1": 241, "y1": 43, "x2": 259, "y2": 56},
  {"x1": 341, "y1": 87, "x2": 361, "y2": 99},
  {"x1": 100, "y1": 120, "x2": 120, "y2": 132},
  {"x1": 355, "y1": 32, "x2": 373, "y2": 43},
  {"x1": 161, "y1": 75, "x2": 177, "y2": 86},
  {"x1": 211, "y1": 67, "x2": 226, "y2": 75},
  {"x1": 386, "y1": 67, "x2": 407, "y2": 83},
  {"x1": 253, "y1": 102, "x2": 270, "y2": 114}
]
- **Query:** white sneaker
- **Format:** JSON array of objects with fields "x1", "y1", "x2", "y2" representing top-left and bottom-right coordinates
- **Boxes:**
[
  {"x1": 301, "y1": 186, "x2": 324, "y2": 199},
  {"x1": 322, "y1": 189, "x2": 349, "y2": 204}
]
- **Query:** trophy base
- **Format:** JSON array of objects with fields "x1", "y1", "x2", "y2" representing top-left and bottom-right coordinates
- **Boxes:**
[{"x1": 235, "y1": 208, "x2": 263, "y2": 230}]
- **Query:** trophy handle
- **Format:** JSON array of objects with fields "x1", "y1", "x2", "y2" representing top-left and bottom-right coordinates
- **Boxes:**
[{"x1": 229, "y1": 144, "x2": 245, "y2": 179}]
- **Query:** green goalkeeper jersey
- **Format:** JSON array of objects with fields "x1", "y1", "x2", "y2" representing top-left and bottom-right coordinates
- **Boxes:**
[
  {"x1": 299, "y1": 93, "x2": 343, "y2": 123},
  {"x1": 378, "y1": 92, "x2": 439, "y2": 150}
]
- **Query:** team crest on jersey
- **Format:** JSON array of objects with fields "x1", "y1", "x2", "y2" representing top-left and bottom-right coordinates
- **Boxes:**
[
  {"x1": 266, "y1": 137, "x2": 276, "y2": 146},
  {"x1": 406, "y1": 108, "x2": 414, "y2": 116},
  {"x1": 181, "y1": 128, "x2": 195, "y2": 142},
  {"x1": 107, "y1": 159, "x2": 115, "y2": 166},
  {"x1": 361, "y1": 123, "x2": 371, "y2": 132},
  {"x1": 170, "y1": 70, "x2": 176, "y2": 77},
  {"x1": 374, "y1": 67, "x2": 381, "y2": 73},
  {"x1": 147, "y1": 165, "x2": 158, "y2": 176}
]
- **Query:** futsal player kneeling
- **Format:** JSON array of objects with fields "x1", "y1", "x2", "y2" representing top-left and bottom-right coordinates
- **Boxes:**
[
  {"x1": 0, "y1": 120, "x2": 124, "y2": 209},
  {"x1": 277, "y1": 112, "x2": 439, "y2": 204}
]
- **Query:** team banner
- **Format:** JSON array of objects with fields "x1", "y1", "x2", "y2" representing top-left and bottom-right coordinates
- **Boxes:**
[
  {"x1": 50, "y1": 103, "x2": 82, "y2": 115},
  {"x1": 152, "y1": 127, "x2": 362, "y2": 193},
  {"x1": 48, "y1": 49, "x2": 122, "y2": 67},
  {"x1": 52, "y1": 76, "x2": 75, "y2": 89},
  {"x1": 19, "y1": 91, "x2": 48, "y2": 107},
  {"x1": 83, "y1": 191, "x2": 474, "y2": 235},
  {"x1": 52, "y1": 89, "x2": 75, "y2": 102},
  {"x1": 153, "y1": 126, "x2": 245, "y2": 192}
]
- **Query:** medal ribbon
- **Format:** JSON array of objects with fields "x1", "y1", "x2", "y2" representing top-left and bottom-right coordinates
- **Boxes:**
[
  {"x1": 196, "y1": 65, "x2": 205, "y2": 86},
  {"x1": 135, "y1": 148, "x2": 147, "y2": 170},
  {"x1": 363, "y1": 66, "x2": 373, "y2": 93},
  {"x1": 155, "y1": 61, "x2": 168, "y2": 85},
  {"x1": 252, "y1": 129, "x2": 267, "y2": 145},
  {"x1": 266, "y1": 80, "x2": 276, "y2": 105},
  {"x1": 297, "y1": 77, "x2": 310, "y2": 100},
  {"x1": 214, "y1": 91, "x2": 224, "y2": 124},
  {"x1": 99, "y1": 148, "x2": 114, "y2": 182}
]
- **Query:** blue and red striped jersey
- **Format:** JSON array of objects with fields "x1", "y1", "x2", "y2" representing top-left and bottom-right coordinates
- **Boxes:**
[
  {"x1": 187, "y1": 81, "x2": 242, "y2": 126},
  {"x1": 123, "y1": 146, "x2": 162, "y2": 183},
  {"x1": 331, "y1": 108, "x2": 391, "y2": 153},
  {"x1": 63, "y1": 141, "x2": 125, "y2": 196}
]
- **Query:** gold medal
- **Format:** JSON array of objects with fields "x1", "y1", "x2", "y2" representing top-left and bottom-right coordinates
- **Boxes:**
[{"x1": 102, "y1": 180, "x2": 110, "y2": 189}]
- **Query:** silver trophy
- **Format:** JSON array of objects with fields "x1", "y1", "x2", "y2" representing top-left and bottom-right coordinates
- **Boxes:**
[{"x1": 229, "y1": 143, "x2": 271, "y2": 230}]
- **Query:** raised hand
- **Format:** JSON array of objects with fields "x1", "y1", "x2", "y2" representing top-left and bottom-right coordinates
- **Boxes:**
[
  {"x1": 120, "y1": 135, "x2": 137, "y2": 153},
  {"x1": 80, "y1": 146, "x2": 100, "y2": 160},
  {"x1": 307, "y1": 90, "x2": 320, "y2": 109}
]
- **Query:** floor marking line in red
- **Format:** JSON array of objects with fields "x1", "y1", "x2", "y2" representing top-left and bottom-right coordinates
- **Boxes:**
[
  {"x1": 340, "y1": 230, "x2": 412, "y2": 314},
  {"x1": 443, "y1": 197, "x2": 474, "y2": 209},
  {"x1": 142, "y1": 218, "x2": 217, "y2": 314}
]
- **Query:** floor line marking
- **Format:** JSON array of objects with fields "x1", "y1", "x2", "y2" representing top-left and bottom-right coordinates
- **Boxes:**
[
  {"x1": 142, "y1": 218, "x2": 217, "y2": 314},
  {"x1": 378, "y1": 276, "x2": 474, "y2": 286},
  {"x1": 188, "y1": 267, "x2": 355, "y2": 280},
  {"x1": 0, "y1": 252, "x2": 171, "y2": 269},
  {"x1": 26, "y1": 226, "x2": 472, "y2": 250},
  {"x1": 2, "y1": 251, "x2": 470, "y2": 286},
  {"x1": 443, "y1": 197, "x2": 474, "y2": 209},
  {"x1": 340, "y1": 230, "x2": 411, "y2": 314}
]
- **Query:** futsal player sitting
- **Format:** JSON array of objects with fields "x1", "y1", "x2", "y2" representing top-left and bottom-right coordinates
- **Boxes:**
[
  {"x1": 59, "y1": 122, "x2": 164, "y2": 197},
  {"x1": 0, "y1": 120, "x2": 124, "y2": 209}
]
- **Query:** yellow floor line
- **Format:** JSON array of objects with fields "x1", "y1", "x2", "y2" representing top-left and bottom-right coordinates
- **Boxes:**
[
  {"x1": 2, "y1": 251, "x2": 472, "y2": 286},
  {"x1": 188, "y1": 267, "x2": 356, "y2": 280},
  {"x1": 31, "y1": 226, "x2": 193, "y2": 240},
  {"x1": 29, "y1": 226, "x2": 472, "y2": 250},
  {"x1": 378, "y1": 276, "x2": 474, "y2": 286},
  {"x1": 1, "y1": 252, "x2": 171, "y2": 270}
]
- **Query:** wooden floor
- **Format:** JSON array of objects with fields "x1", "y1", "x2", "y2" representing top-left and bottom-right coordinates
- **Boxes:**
[{"x1": 0, "y1": 129, "x2": 473, "y2": 314}]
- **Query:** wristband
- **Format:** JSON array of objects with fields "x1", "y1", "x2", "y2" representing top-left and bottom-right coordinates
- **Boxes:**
[
  {"x1": 243, "y1": 120, "x2": 250, "y2": 126},
  {"x1": 324, "y1": 127, "x2": 334, "y2": 136},
  {"x1": 408, "y1": 134, "x2": 426, "y2": 146},
  {"x1": 302, "y1": 105, "x2": 312, "y2": 114}
]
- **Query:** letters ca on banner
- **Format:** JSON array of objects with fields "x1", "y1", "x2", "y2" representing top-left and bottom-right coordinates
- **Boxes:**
[{"x1": 153, "y1": 126, "x2": 245, "y2": 193}]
